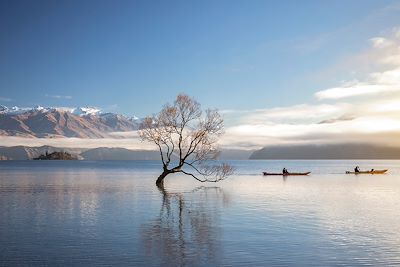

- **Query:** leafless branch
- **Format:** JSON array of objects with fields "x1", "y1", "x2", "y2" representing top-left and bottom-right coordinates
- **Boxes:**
[{"x1": 138, "y1": 94, "x2": 234, "y2": 185}]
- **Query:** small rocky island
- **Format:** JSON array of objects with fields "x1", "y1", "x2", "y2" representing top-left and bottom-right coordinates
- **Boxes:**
[{"x1": 33, "y1": 151, "x2": 78, "y2": 160}]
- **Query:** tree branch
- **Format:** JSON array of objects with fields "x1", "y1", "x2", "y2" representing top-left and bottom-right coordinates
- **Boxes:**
[
  {"x1": 138, "y1": 94, "x2": 233, "y2": 184},
  {"x1": 180, "y1": 170, "x2": 207, "y2": 182}
]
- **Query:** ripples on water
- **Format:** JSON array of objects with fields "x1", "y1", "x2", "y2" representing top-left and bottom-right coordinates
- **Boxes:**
[{"x1": 1, "y1": 160, "x2": 400, "y2": 266}]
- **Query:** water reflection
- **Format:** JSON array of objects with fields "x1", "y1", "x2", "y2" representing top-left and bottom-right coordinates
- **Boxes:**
[
  {"x1": 2, "y1": 161, "x2": 400, "y2": 266},
  {"x1": 142, "y1": 185, "x2": 229, "y2": 266}
]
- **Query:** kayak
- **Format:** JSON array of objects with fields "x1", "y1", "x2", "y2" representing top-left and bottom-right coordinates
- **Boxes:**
[
  {"x1": 263, "y1": 172, "x2": 311, "y2": 176},
  {"x1": 345, "y1": 169, "x2": 388, "y2": 174}
]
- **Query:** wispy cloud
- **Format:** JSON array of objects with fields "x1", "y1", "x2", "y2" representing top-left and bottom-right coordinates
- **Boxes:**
[
  {"x1": 45, "y1": 94, "x2": 73, "y2": 99},
  {"x1": 293, "y1": 3, "x2": 400, "y2": 54},
  {"x1": 221, "y1": 115, "x2": 400, "y2": 150},
  {"x1": 315, "y1": 81, "x2": 399, "y2": 100},
  {"x1": 104, "y1": 104, "x2": 119, "y2": 113},
  {"x1": 239, "y1": 104, "x2": 348, "y2": 124},
  {"x1": 315, "y1": 68, "x2": 400, "y2": 100},
  {"x1": 221, "y1": 28, "x2": 400, "y2": 150},
  {"x1": 315, "y1": 28, "x2": 400, "y2": 100},
  {"x1": 0, "y1": 97, "x2": 12, "y2": 102},
  {"x1": 0, "y1": 133, "x2": 155, "y2": 150},
  {"x1": 3, "y1": 28, "x2": 400, "y2": 152}
]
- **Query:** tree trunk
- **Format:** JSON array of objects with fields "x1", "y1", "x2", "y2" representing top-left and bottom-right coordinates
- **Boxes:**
[{"x1": 156, "y1": 170, "x2": 170, "y2": 186}]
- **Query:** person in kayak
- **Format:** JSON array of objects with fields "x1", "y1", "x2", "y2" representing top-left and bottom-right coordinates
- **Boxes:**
[
  {"x1": 282, "y1": 168, "x2": 288, "y2": 174},
  {"x1": 354, "y1": 166, "x2": 360, "y2": 173}
]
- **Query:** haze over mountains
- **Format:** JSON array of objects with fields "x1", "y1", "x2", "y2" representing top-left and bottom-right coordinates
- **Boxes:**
[
  {"x1": 0, "y1": 145, "x2": 83, "y2": 160},
  {"x1": 0, "y1": 146, "x2": 162, "y2": 160},
  {"x1": 1, "y1": 143, "x2": 400, "y2": 160},
  {"x1": 0, "y1": 105, "x2": 139, "y2": 138},
  {"x1": 81, "y1": 147, "x2": 162, "y2": 160},
  {"x1": 250, "y1": 144, "x2": 400, "y2": 159},
  {"x1": 0, "y1": 146, "x2": 250, "y2": 160},
  {"x1": 1, "y1": 105, "x2": 400, "y2": 160}
]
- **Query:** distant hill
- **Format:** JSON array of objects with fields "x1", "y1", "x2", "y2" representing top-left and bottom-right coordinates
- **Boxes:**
[
  {"x1": 81, "y1": 147, "x2": 162, "y2": 160},
  {"x1": 250, "y1": 144, "x2": 400, "y2": 159}
]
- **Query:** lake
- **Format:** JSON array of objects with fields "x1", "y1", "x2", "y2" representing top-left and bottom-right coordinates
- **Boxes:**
[{"x1": 1, "y1": 160, "x2": 400, "y2": 266}]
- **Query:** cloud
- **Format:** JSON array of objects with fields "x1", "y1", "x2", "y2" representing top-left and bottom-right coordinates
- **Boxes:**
[
  {"x1": 45, "y1": 94, "x2": 73, "y2": 99},
  {"x1": 222, "y1": 91, "x2": 400, "y2": 150},
  {"x1": 0, "y1": 133, "x2": 156, "y2": 150},
  {"x1": 315, "y1": 67, "x2": 400, "y2": 100},
  {"x1": 318, "y1": 115, "x2": 355, "y2": 124},
  {"x1": 239, "y1": 104, "x2": 348, "y2": 124},
  {"x1": 221, "y1": 115, "x2": 400, "y2": 150},
  {"x1": 0, "y1": 97, "x2": 12, "y2": 102},
  {"x1": 292, "y1": 3, "x2": 400, "y2": 54},
  {"x1": 106, "y1": 104, "x2": 119, "y2": 111},
  {"x1": 315, "y1": 82, "x2": 398, "y2": 100},
  {"x1": 220, "y1": 28, "x2": 400, "y2": 150},
  {"x1": 3, "y1": 27, "x2": 400, "y2": 152},
  {"x1": 108, "y1": 131, "x2": 138, "y2": 138},
  {"x1": 370, "y1": 37, "x2": 394, "y2": 49},
  {"x1": 315, "y1": 29, "x2": 400, "y2": 100}
]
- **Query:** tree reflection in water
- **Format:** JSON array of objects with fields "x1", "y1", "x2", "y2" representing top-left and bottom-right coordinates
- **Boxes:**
[{"x1": 142, "y1": 184, "x2": 229, "y2": 266}]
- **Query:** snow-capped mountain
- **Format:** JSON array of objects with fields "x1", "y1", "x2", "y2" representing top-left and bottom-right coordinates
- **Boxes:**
[
  {"x1": 0, "y1": 105, "x2": 105, "y2": 116},
  {"x1": 0, "y1": 105, "x2": 140, "y2": 138},
  {"x1": 71, "y1": 107, "x2": 101, "y2": 116}
]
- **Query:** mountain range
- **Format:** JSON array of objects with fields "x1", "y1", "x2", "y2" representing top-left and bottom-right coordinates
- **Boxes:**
[
  {"x1": 3, "y1": 143, "x2": 400, "y2": 160},
  {"x1": 0, "y1": 105, "x2": 139, "y2": 138},
  {"x1": 0, "y1": 146, "x2": 254, "y2": 160},
  {"x1": 1, "y1": 106, "x2": 400, "y2": 160},
  {"x1": 0, "y1": 146, "x2": 162, "y2": 160},
  {"x1": 250, "y1": 144, "x2": 400, "y2": 159}
]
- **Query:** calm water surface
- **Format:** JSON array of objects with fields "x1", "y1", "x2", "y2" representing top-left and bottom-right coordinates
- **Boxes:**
[{"x1": 1, "y1": 160, "x2": 400, "y2": 266}]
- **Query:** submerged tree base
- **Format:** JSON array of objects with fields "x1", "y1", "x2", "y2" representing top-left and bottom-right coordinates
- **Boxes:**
[{"x1": 156, "y1": 171, "x2": 169, "y2": 186}]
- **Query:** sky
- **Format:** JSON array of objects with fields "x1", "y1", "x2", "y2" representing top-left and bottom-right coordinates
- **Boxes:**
[{"x1": 1, "y1": 0, "x2": 400, "y2": 150}]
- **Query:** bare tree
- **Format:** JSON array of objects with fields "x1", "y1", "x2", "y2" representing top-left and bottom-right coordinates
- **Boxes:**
[{"x1": 139, "y1": 94, "x2": 234, "y2": 186}]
